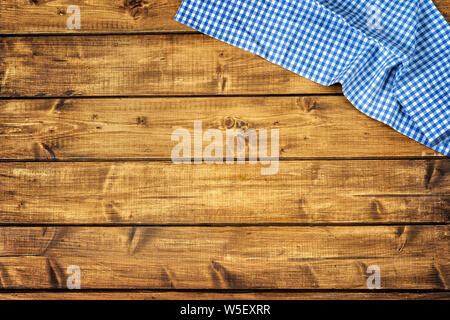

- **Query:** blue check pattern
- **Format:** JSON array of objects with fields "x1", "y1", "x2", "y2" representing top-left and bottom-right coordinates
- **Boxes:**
[{"x1": 175, "y1": 0, "x2": 450, "y2": 155}]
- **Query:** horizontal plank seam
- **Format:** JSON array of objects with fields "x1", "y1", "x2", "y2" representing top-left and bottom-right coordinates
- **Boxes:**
[
  {"x1": 0, "y1": 289, "x2": 448, "y2": 293},
  {"x1": 0, "y1": 94, "x2": 344, "y2": 100},
  {"x1": 0, "y1": 31, "x2": 200, "y2": 37},
  {"x1": 0, "y1": 223, "x2": 448, "y2": 227},
  {"x1": 0, "y1": 157, "x2": 447, "y2": 162}
]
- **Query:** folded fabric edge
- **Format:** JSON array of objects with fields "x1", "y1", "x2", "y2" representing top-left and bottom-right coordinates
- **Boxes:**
[
  {"x1": 173, "y1": 2, "x2": 450, "y2": 157},
  {"x1": 173, "y1": 1, "x2": 337, "y2": 87}
]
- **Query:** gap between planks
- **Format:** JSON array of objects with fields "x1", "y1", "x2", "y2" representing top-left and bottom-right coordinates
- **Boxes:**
[{"x1": 0, "y1": 291, "x2": 449, "y2": 301}]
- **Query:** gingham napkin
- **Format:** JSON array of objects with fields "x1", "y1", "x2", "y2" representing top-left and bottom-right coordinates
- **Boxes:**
[{"x1": 174, "y1": 0, "x2": 450, "y2": 155}]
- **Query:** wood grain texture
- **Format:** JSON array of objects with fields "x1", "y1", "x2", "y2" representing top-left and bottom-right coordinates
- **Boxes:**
[
  {"x1": 0, "y1": 34, "x2": 340, "y2": 97},
  {"x1": 0, "y1": 0, "x2": 191, "y2": 34},
  {"x1": 0, "y1": 226, "x2": 447, "y2": 289},
  {"x1": 1, "y1": 291, "x2": 449, "y2": 300},
  {"x1": 0, "y1": 97, "x2": 443, "y2": 160},
  {"x1": 0, "y1": 0, "x2": 448, "y2": 34},
  {"x1": 0, "y1": 0, "x2": 448, "y2": 299},
  {"x1": 0, "y1": 160, "x2": 448, "y2": 224}
]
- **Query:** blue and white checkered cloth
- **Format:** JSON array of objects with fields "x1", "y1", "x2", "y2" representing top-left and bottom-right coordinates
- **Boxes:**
[{"x1": 175, "y1": 0, "x2": 450, "y2": 155}]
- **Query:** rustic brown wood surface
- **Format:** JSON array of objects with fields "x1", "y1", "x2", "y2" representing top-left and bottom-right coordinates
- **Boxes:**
[
  {"x1": 0, "y1": 226, "x2": 447, "y2": 289},
  {"x1": 0, "y1": 97, "x2": 442, "y2": 159},
  {"x1": 0, "y1": 0, "x2": 192, "y2": 34},
  {"x1": 0, "y1": 161, "x2": 448, "y2": 224},
  {"x1": 0, "y1": 0, "x2": 448, "y2": 300},
  {"x1": 0, "y1": 34, "x2": 340, "y2": 97}
]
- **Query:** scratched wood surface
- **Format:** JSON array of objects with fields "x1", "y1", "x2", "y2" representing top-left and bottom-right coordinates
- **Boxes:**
[
  {"x1": 0, "y1": 97, "x2": 442, "y2": 159},
  {"x1": 0, "y1": 34, "x2": 340, "y2": 97},
  {"x1": 0, "y1": 161, "x2": 448, "y2": 224},
  {"x1": 0, "y1": 96, "x2": 439, "y2": 160},
  {"x1": 0, "y1": 0, "x2": 449, "y2": 299},
  {"x1": 0, "y1": 226, "x2": 447, "y2": 289}
]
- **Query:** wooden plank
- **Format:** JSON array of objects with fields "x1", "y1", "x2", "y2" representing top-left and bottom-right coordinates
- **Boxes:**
[
  {"x1": 0, "y1": 160, "x2": 448, "y2": 224},
  {"x1": 0, "y1": 97, "x2": 443, "y2": 160},
  {"x1": 0, "y1": 0, "x2": 191, "y2": 34},
  {"x1": 0, "y1": 0, "x2": 448, "y2": 34},
  {"x1": 0, "y1": 291, "x2": 449, "y2": 300},
  {"x1": 0, "y1": 34, "x2": 340, "y2": 97},
  {"x1": 0, "y1": 226, "x2": 447, "y2": 289}
]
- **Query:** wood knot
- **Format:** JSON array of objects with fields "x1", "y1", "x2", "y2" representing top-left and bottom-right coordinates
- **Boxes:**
[
  {"x1": 298, "y1": 97, "x2": 318, "y2": 112},
  {"x1": 224, "y1": 117, "x2": 235, "y2": 129},
  {"x1": 32, "y1": 142, "x2": 57, "y2": 160},
  {"x1": 50, "y1": 99, "x2": 66, "y2": 113},
  {"x1": 136, "y1": 116, "x2": 148, "y2": 126},
  {"x1": 57, "y1": 8, "x2": 66, "y2": 15},
  {"x1": 424, "y1": 160, "x2": 448, "y2": 190},
  {"x1": 223, "y1": 117, "x2": 248, "y2": 130},
  {"x1": 17, "y1": 201, "x2": 26, "y2": 210},
  {"x1": 123, "y1": 0, "x2": 153, "y2": 19}
]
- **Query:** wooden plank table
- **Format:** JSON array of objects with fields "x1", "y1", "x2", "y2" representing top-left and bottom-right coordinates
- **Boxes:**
[{"x1": 0, "y1": 0, "x2": 448, "y2": 300}]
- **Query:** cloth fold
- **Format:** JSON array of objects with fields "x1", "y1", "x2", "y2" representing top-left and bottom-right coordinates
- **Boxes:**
[{"x1": 174, "y1": 0, "x2": 449, "y2": 155}]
